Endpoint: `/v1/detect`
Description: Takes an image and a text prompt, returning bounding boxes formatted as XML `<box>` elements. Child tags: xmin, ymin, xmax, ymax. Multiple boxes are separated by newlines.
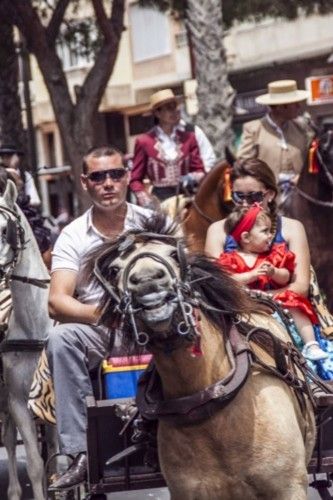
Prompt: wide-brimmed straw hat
<box><xmin>0</xmin><ymin>144</ymin><xmax>24</xmax><ymax>156</ymax></box>
<box><xmin>150</xmin><ymin>89</ymin><xmax>183</xmax><ymax>111</ymax></box>
<box><xmin>255</xmin><ymin>80</ymin><xmax>309</xmax><ymax>106</ymax></box>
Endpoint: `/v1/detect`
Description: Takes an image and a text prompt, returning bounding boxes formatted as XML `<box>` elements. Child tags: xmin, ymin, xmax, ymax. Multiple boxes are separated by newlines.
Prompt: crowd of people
<box><xmin>1</xmin><ymin>78</ymin><xmax>331</xmax><ymax>492</ymax></box>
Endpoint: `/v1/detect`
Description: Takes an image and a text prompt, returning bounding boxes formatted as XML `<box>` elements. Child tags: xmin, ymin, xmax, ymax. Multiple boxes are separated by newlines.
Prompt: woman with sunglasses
<box><xmin>205</xmin><ymin>158</ymin><xmax>333</xmax><ymax>378</ymax></box>
<box><xmin>205</xmin><ymin>158</ymin><xmax>304</xmax><ymax>281</ymax></box>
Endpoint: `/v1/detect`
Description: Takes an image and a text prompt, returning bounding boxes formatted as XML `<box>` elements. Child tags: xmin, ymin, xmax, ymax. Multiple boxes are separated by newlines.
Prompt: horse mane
<box><xmin>83</xmin><ymin>212</ymin><xmax>260</xmax><ymax>350</ymax></box>
<box><xmin>187</xmin><ymin>253</ymin><xmax>258</xmax><ymax>329</ymax></box>
<box><xmin>195</xmin><ymin>161</ymin><xmax>229</xmax><ymax>204</ymax></box>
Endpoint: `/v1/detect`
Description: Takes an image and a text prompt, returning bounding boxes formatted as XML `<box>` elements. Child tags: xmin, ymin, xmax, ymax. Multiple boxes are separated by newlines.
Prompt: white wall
<box><xmin>225</xmin><ymin>13</ymin><xmax>333</xmax><ymax>71</ymax></box>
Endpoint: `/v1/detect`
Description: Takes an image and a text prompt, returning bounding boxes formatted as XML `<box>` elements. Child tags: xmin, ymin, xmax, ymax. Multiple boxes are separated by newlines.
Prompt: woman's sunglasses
<box><xmin>231</xmin><ymin>191</ymin><xmax>266</xmax><ymax>204</ymax></box>
<box><xmin>85</xmin><ymin>168</ymin><xmax>127</xmax><ymax>184</ymax></box>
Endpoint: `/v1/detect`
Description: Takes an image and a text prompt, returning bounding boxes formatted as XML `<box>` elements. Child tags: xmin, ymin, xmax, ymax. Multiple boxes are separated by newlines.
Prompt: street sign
<box><xmin>305</xmin><ymin>75</ymin><xmax>333</xmax><ymax>105</ymax></box>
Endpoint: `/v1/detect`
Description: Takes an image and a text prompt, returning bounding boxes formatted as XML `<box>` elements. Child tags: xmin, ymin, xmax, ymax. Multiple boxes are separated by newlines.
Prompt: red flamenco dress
<box><xmin>218</xmin><ymin>242</ymin><xmax>318</xmax><ymax>324</ymax></box>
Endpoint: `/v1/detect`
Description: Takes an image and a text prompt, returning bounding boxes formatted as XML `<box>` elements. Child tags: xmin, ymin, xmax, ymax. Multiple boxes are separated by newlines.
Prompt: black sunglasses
<box><xmin>231</xmin><ymin>191</ymin><xmax>266</xmax><ymax>204</ymax></box>
<box><xmin>85</xmin><ymin>168</ymin><xmax>127</xmax><ymax>183</ymax></box>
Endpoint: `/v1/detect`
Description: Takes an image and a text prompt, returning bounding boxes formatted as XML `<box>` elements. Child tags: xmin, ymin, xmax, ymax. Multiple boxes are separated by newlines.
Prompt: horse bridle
<box><xmin>0</xmin><ymin>204</ymin><xmax>26</xmax><ymax>280</ymax></box>
<box><xmin>94</xmin><ymin>232</ymin><xmax>218</xmax><ymax>349</ymax></box>
<box><xmin>0</xmin><ymin>204</ymin><xmax>50</xmax><ymax>289</ymax></box>
<box><xmin>295</xmin><ymin>133</ymin><xmax>333</xmax><ymax>208</ymax></box>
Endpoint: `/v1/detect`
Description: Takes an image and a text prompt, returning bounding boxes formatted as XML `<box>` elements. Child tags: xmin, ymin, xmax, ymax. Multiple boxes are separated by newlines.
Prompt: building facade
<box><xmin>27</xmin><ymin>5</ymin><xmax>333</xmax><ymax>216</ymax></box>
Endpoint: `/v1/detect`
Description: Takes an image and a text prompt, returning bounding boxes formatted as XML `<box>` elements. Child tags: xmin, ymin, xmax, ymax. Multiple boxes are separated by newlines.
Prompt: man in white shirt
<box><xmin>47</xmin><ymin>146</ymin><xmax>152</xmax><ymax>492</ymax></box>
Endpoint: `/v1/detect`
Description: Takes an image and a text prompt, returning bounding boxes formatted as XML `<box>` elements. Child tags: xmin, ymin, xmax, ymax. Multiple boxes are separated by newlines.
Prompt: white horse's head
<box><xmin>0</xmin><ymin>180</ymin><xmax>19</xmax><ymax>268</ymax></box>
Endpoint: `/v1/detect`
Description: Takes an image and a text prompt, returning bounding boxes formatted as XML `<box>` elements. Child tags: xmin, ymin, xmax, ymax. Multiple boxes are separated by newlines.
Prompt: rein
<box><xmin>192</xmin><ymin>199</ymin><xmax>215</xmax><ymax>224</ymax></box>
<box><xmin>10</xmin><ymin>274</ymin><xmax>50</xmax><ymax>289</ymax></box>
<box><xmin>294</xmin><ymin>187</ymin><xmax>333</xmax><ymax>208</ymax></box>
<box><xmin>294</xmin><ymin>142</ymin><xmax>333</xmax><ymax>208</ymax></box>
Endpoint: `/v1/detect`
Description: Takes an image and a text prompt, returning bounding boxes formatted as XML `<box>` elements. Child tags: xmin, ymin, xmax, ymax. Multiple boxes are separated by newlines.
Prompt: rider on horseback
<box><xmin>130</xmin><ymin>89</ymin><xmax>205</xmax><ymax>208</ymax></box>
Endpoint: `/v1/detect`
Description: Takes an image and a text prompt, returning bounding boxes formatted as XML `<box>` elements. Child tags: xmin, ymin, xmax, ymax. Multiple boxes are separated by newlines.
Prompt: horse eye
<box><xmin>107</xmin><ymin>265</ymin><xmax>120</xmax><ymax>278</ymax></box>
<box><xmin>170</xmin><ymin>250</ymin><xmax>178</xmax><ymax>260</ymax></box>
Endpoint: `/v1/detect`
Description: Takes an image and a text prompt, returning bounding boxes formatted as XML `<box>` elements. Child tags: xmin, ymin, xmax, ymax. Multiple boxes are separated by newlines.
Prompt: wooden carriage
<box><xmin>81</xmin><ymin>381</ymin><xmax>333</xmax><ymax>500</ymax></box>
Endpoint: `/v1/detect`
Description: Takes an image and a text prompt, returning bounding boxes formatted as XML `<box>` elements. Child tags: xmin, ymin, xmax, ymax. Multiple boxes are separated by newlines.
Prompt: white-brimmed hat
<box><xmin>255</xmin><ymin>80</ymin><xmax>309</xmax><ymax>106</ymax></box>
<box><xmin>150</xmin><ymin>89</ymin><xmax>183</xmax><ymax>111</ymax></box>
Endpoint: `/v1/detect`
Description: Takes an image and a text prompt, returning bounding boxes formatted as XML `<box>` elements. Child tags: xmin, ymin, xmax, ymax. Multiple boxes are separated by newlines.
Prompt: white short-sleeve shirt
<box><xmin>51</xmin><ymin>203</ymin><xmax>152</xmax><ymax>304</ymax></box>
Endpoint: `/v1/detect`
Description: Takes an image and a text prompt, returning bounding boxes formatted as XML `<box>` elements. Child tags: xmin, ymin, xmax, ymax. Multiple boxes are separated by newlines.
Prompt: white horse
<box><xmin>0</xmin><ymin>180</ymin><xmax>55</xmax><ymax>499</ymax></box>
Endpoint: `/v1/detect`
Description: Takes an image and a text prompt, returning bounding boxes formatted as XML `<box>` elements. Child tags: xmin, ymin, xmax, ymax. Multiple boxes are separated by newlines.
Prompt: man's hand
<box><xmin>135</xmin><ymin>191</ymin><xmax>156</xmax><ymax>209</ymax></box>
<box><xmin>180</xmin><ymin>173</ymin><xmax>198</xmax><ymax>193</ymax></box>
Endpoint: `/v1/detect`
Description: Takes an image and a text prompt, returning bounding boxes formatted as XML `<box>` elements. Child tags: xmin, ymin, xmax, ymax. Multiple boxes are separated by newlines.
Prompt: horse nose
<box><xmin>129</xmin><ymin>266</ymin><xmax>166</xmax><ymax>286</ymax></box>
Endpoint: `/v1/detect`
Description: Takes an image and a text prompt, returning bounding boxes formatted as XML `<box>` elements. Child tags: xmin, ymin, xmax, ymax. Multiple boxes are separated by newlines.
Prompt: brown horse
<box><xmin>90</xmin><ymin>215</ymin><xmax>315</xmax><ymax>500</ymax></box>
<box><xmin>280</xmin><ymin>130</ymin><xmax>333</xmax><ymax>311</ymax></box>
<box><xmin>182</xmin><ymin>161</ymin><xmax>232</xmax><ymax>251</ymax></box>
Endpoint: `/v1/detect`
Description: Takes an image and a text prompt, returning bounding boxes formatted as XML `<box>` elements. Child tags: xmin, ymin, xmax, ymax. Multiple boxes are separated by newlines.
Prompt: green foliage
<box><xmin>139</xmin><ymin>0</ymin><xmax>333</xmax><ymax>26</ymax></box>
<box><xmin>138</xmin><ymin>0</ymin><xmax>187</xmax><ymax>19</ymax></box>
<box><xmin>59</xmin><ymin>19</ymin><xmax>103</xmax><ymax>59</ymax></box>
<box><xmin>222</xmin><ymin>0</ymin><xmax>333</xmax><ymax>28</ymax></box>
<box><xmin>32</xmin><ymin>0</ymin><xmax>102</xmax><ymax>58</ymax></box>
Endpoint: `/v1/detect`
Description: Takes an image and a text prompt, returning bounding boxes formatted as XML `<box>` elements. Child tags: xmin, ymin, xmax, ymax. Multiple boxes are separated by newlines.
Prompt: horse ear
<box><xmin>2</xmin><ymin>179</ymin><xmax>18</xmax><ymax>208</ymax></box>
<box><xmin>225</xmin><ymin>146</ymin><xmax>235</xmax><ymax>167</ymax></box>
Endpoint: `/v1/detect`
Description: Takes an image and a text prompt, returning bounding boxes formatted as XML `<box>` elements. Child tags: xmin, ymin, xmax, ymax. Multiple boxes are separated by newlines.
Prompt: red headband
<box><xmin>231</xmin><ymin>204</ymin><xmax>263</xmax><ymax>243</ymax></box>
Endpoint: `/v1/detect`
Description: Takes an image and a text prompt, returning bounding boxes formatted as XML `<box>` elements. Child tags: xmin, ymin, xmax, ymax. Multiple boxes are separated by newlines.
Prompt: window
<box><xmin>129</xmin><ymin>4</ymin><xmax>171</xmax><ymax>63</ymax></box>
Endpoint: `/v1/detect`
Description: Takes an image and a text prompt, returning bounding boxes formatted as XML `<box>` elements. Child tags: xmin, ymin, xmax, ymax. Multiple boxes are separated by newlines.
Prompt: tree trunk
<box><xmin>7</xmin><ymin>0</ymin><xmax>125</xmax><ymax>214</ymax></box>
<box><xmin>0</xmin><ymin>15</ymin><xmax>28</xmax><ymax>168</ymax></box>
<box><xmin>185</xmin><ymin>0</ymin><xmax>235</xmax><ymax>159</ymax></box>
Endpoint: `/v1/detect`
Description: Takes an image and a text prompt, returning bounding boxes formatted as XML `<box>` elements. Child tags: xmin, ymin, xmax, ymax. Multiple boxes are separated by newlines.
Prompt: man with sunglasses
<box><xmin>46</xmin><ymin>146</ymin><xmax>152</xmax><ymax>492</ymax></box>
<box><xmin>130</xmin><ymin>88</ymin><xmax>206</xmax><ymax>207</ymax></box>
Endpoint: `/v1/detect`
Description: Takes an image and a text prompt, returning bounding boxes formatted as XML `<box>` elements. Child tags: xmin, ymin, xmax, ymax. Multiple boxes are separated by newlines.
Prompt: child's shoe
<box><xmin>302</xmin><ymin>341</ymin><xmax>328</xmax><ymax>361</ymax></box>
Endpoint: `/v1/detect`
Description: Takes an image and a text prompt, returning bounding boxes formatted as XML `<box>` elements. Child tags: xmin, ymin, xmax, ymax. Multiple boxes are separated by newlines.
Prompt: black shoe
<box><xmin>48</xmin><ymin>453</ymin><xmax>87</xmax><ymax>491</ymax></box>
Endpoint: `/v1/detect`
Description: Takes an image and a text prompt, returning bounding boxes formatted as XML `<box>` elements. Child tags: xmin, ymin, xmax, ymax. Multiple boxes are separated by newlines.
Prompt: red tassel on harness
<box><xmin>223</xmin><ymin>167</ymin><xmax>232</xmax><ymax>202</ymax></box>
<box><xmin>308</xmin><ymin>139</ymin><xmax>320</xmax><ymax>174</ymax></box>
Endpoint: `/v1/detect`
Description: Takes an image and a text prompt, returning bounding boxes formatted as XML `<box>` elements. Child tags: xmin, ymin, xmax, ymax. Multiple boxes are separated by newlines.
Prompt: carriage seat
<box><xmin>28</xmin><ymin>349</ymin><xmax>152</xmax><ymax>425</ymax></box>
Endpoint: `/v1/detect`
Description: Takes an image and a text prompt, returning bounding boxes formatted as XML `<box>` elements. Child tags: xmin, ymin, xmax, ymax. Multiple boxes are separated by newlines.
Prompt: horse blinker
<box><xmin>6</xmin><ymin>219</ymin><xmax>18</xmax><ymax>250</ymax></box>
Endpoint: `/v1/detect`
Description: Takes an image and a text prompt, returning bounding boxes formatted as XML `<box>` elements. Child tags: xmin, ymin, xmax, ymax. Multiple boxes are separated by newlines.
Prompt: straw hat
<box><xmin>255</xmin><ymin>80</ymin><xmax>309</xmax><ymax>106</ymax></box>
<box><xmin>150</xmin><ymin>89</ymin><xmax>183</xmax><ymax>111</ymax></box>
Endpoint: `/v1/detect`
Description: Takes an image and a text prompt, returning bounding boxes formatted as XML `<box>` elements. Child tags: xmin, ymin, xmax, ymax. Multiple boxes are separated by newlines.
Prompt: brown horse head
<box><xmin>184</xmin><ymin>159</ymin><xmax>234</xmax><ymax>251</ymax></box>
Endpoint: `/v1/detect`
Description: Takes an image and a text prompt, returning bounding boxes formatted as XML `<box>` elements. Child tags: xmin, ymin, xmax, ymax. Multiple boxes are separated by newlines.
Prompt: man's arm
<box><xmin>48</xmin><ymin>269</ymin><xmax>100</xmax><ymax>324</ymax></box>
<box><xmin>237</xmin><ymin>121</ymin><xmax>259</xmax><ymax>160</ymax></box>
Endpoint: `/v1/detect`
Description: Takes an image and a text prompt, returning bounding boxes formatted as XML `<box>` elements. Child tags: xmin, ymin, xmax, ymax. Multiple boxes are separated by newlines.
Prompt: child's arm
<box><xmin>271</xmin><ymin>267</ymin><xmax>290</xmax><ymax>285</ymax></box>
<box><xmin>232</xmin><ymin>268</ymin><xmax>263</xmax><ymax>285</ymax></box>
<box><xmin>259</xmin><ymin>262</ymin><xmax>290</xmax><ymax>286</ymax></box>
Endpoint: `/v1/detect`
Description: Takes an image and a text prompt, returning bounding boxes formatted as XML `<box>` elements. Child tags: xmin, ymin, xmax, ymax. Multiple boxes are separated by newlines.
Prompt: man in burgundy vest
<box><xmin>130</xmin><ymin>89</ymin><xmax>205</xmax><ymax>207</ymax></box>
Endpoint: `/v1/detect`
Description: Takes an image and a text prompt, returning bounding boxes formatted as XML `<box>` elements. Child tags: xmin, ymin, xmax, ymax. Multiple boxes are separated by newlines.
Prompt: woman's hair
<box><xmin>224</xmin><ymin>206</ymin><xmax>271</xmax><ymax>237</ymax></box>
<box><xmin>231</xmin><ymin>158</ymin><xmax>278</xmax><ymax>216</ymax></box>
